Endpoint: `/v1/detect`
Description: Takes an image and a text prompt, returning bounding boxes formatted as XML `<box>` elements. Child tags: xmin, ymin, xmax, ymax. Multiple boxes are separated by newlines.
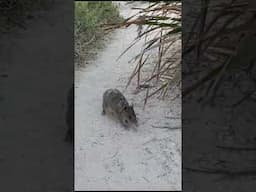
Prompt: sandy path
<box><xmin>75</xmin><ymin>2</ymin><xmax>181</xmax><ymax>191</ymax></box>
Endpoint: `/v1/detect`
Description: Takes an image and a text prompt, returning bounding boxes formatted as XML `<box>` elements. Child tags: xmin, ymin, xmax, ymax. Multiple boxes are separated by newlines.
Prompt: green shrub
<box><xmin>75</xmin><ymin>1</ymin><xmax>122</xmax><ymax>37</ymax></box>
<box><xmin>75</xmin><ymin>1</ymin><xmax>123</xmax><ymax>66</ymax></box>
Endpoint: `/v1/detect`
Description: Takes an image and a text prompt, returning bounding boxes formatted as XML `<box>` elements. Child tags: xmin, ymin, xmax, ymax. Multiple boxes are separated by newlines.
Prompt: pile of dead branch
<box><xmin>103</xmin><ymin>1</ymin><xmax>182</xmax><ymax>105</ymax></box>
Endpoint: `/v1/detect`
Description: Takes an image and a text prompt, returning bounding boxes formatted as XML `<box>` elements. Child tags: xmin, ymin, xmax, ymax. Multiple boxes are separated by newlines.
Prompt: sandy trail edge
<box><xmin>75</xmin><ymin>2</ymin><xmax>181</xmax><ymax>191</ymax></box>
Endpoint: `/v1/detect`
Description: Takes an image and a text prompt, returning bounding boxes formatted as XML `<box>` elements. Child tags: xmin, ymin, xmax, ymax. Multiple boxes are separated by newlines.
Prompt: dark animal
<box><xmin>102</xmin><ymin>88</ymin><xmax>137</xmax><ymax>128</ymax></box>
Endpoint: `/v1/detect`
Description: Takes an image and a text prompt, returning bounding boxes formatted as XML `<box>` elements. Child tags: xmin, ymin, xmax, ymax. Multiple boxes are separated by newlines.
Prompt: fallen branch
<box><xmin>184</xmin><ymin>167</ymin><xmax>256</xmax><ymax>177</ymax></box>
<box><xmin>216</xmin><ymin>145</ymin><xmax>256</xmax><ymax>151</ymax></box>
<box><xmin>152</xmin><ymin>125</ymin><xmax>180</xmax><ymax>129</ymax></box>
<box><xmin>83</xmin><ymin>35</ymin><xmax>96</xmax><ymax>45</ymax></box>
<box><xmin>232</xmin><ymin>90</ymin><xmax>256</xmax><ymax>108</ymax></box>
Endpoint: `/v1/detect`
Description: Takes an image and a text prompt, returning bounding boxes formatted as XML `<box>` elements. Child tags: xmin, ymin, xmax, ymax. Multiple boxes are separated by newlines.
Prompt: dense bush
<box><xmin>75</xmin><ymin>1</ymin><xmax>122</xmax><ymax>38</ymax></box>
<box><xmin>75</xmin><ymin>1</ymin><xmax>122</xmax><ymax>66</ymax></box>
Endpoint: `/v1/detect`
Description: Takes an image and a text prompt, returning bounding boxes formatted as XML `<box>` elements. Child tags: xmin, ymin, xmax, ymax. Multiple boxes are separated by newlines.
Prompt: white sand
<box><xmin>75</xmin><ymin>2</ymin><xmax>181</xmax><ymax>191</ymax></box>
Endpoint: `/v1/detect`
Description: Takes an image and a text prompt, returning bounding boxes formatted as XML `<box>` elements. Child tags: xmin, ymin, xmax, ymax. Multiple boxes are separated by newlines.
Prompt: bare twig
<box><xmin>232</xmin><ymin>90</ymin><xmax>256</xmax><ymax>108</ymax></box>
<box><xmin>184</xmin><ymin>167</ymin><xmax>256</xmax><ymax>177</ymax></box>
<box><xmin>216</xmin><ymin>145</ymin><xmax>256</xmax><ymax>151</ymax></box>
<box><xmin>152</xmin><ymin>125</ymin><xmax>181</xmax><ymax>130</ymax></box>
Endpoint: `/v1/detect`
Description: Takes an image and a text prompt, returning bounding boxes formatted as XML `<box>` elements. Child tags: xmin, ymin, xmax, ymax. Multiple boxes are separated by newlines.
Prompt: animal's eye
<box><xmin>129</xmin><ymin>116</ymin><xmax>132</xmax><ymax>119</ymax></box>
<box><xmin>124</xmin><ymin>106</ymin><xmax>127</xmax><ymax>110</ymax></box>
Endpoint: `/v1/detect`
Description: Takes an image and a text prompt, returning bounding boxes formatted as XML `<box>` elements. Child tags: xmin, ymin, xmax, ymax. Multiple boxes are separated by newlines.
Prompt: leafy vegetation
<box><xmin>103</xmin><ymin>1</ymin><xmax>181</xmax><ymax>105</ymax></box>
<box><xmin>75</xmin><ymin>1</ymin><xmax>123</xmax><ymax>66</ymax></box>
